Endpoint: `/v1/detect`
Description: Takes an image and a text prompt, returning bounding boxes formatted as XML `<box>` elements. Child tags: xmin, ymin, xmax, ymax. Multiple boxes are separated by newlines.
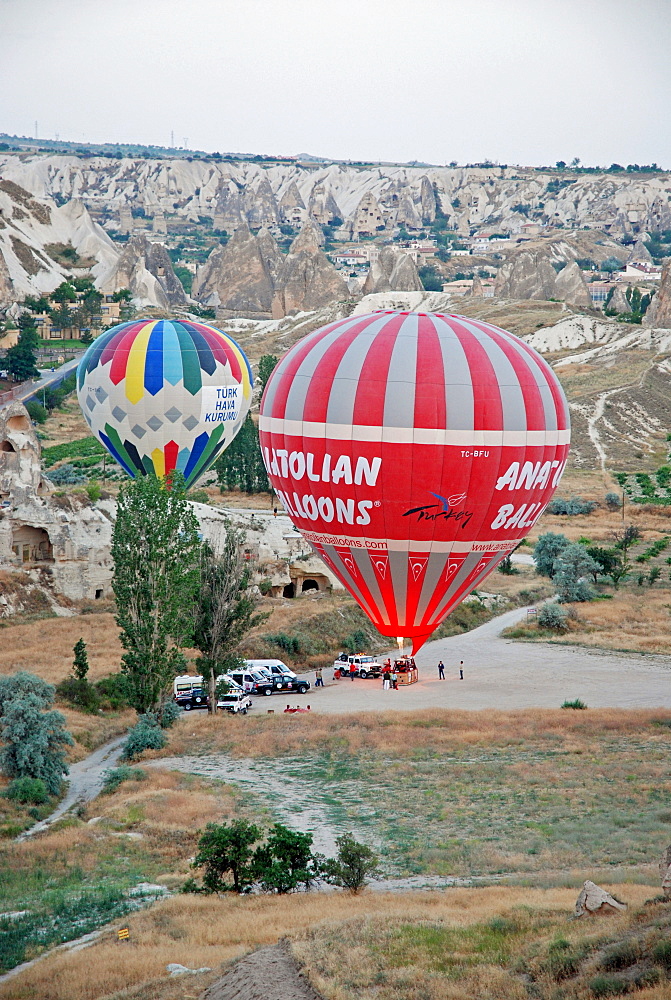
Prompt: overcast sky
<box><xmin>1</xmin><ymin>0</ymin><xmax>669</xmax><ymax>167</ymax></box>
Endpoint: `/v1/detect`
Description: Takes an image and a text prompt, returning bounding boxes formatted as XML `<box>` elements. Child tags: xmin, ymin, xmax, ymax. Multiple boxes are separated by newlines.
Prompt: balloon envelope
<box><xmin>77</xmin><ymin>318</ymin><xmax>253</xmax><ymax>487</ymax></box>
<box><xmin>259</xmin><ymin>310</ymin><xmax>570</xmax><ymax>653</ymax></box>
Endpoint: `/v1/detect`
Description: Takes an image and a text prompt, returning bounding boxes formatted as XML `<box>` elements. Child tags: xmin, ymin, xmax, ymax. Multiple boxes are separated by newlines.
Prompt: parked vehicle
<box><xmin>332</xmin><ymin>654</ymin><xmax>383</xmax><ymax>679</ymax></box>
<box><xmin>243</xmin><ymin>659</ymin><xmax>310</xmax><ymax>694</ymax></box>
<box><xmin>173</xmin><ymin>674</ymin><xmax>208</xmax><ymax>710</ymax></box>
<box><xmin>217</xmin><ymin>683</ymin><xmax>253</xmax><ymax>714</ymax></box>
<box><xmin>229</xmin><ymin>669</ymin><xmax>275</xmax><ymax>696</ymax></box>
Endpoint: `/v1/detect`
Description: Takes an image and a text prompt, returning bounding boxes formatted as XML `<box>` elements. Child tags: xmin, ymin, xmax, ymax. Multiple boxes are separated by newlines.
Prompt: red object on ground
<box><xmin>259</xmin><ymin>311</ymin><xmax>570</xmax><ymax>653</ymax></box>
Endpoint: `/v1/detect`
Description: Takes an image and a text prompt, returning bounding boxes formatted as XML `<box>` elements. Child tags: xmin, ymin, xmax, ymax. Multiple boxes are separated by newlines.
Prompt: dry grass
<box><xmin>39</xmin><ymin>397</ymin><xmax>92</xmax><ymax>448</ymax></box>
<box><xmin>0</xmin><ymin>613</ymin><xmax>122</xmax><ymax>685</ymax></box>
<box><xmin>292</xmin><ymin>889</ymin><xmax>671</xmax><ymax>1000</ymax></box>
<box><xmin>3</xmin><ymin>884</ymin><xmax>658</xmax><ymax>1000</ymax></box>
<box><xmin>158</xmin><ymin>705</ymin><xmax>670</xmax><ymax>760</ymax></box>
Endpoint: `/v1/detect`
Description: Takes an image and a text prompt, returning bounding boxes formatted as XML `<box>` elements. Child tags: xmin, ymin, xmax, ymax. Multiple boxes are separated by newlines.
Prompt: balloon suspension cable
<box><xmin>396</xmin><ymin>636</ymin><xmax>404</xmax><ymax>652</ymax></box>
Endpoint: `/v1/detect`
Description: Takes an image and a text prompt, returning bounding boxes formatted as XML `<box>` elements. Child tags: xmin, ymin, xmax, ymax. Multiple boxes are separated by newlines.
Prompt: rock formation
<box><xmin>308</xmin><ymin>183</ymin><xmax>342</xmax><ymax>225</ymax></box>
<box><xmin>660</xmin><ymin>845</ymin><xmax>671</xmax><ymax>896</ymax></box>
<box><xmin>193</xmin><ymin>224</ymin><xmax>277</xmax><ymax>319</ymax></box>
<box><xmin>351</xmin><ymin>192</ymin><xmax>384</xmax><ymax>236</ymax></box>
<box><xmin>554</xmin><ymin>261</ymin><xmax>592</xmax><ymax>308</ymax></box>
<box><xmin>396</xmin><ymin>194</ymin><xmax>423</xmax><ymax>230</ymax></box>
<box><xmin>256</xmin><ymin>226</ymin><xmax>285</xmax><ymax>289</ymax></box>
<box><xmin>644</xmin><ymin>260</ymin><xmax>670</xmax><ymax>327</ymax></box>
<box><xmin>607</xmin><ymin>285</ymin><xmax>632</xmax><ymax>314</ymax></box>
<box><xmin>419</xmin><ymin>176</ymin><xmax>437</xmax><ymax>223</ymax></box>
<box><xmin>362</xmin><ymin>247</ymin><xmax>423</xmax><ymax>295</ymax></box>
<box><xmin>272</xmin><ymin>222</ymin><xmax>349</xmax><ymax>316</ymax></box>
<box><xmin>0</xmin><ymin>248</ymin><xmax>14</xmax><ymax>310</ymax></box>
<box><xmin>213</xmin><ymin>181</ymin><xmax>246</xmax><ymax>231</ymax></box>
<box><xmin>0</xmin><ymin>402</ymin><xmax>44</xmax><ymax>502</ymax></box>
<box><xmin>470</xmin><ymin>274</ymin><xmax>484</xmax><ymax>297</ymax></box>
<box><xmin>574</xmin><ymin>881</ymin><xmax>627</xmax><ymax>917</ymax></box>
<box><xmin>495</xmin><ymin>249</ymin><xmax>557</xmax><ymax>300</ymax></box>
<box><xmin>102</xmin><ymin>234</ymin><xmax>187</xmax><ymax>309</ymax></box>
<box><xmin>627</xmin><ymin>239</ymin><xmax>654</xmax><ymax>264</ymax></box>
<box><xmin>279</xmin><ymin>182</ymin><xmax>306</xmax><ymax>226</ymax></box>
<box><xmin>244</xmin><ymin>176</ymin><xmax>279</xmax><ymax>228</ymax></box>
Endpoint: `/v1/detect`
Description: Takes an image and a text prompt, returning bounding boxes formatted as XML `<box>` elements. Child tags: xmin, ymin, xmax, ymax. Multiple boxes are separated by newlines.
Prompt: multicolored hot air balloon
<box><xmin>259</xmin><ymin>310</ymin><xmax>570</xmax><ymax>653</ymax></box>
<box><xmin>77</xmin><ymin>319</ymin><xmax>253</xmax><ymax>488</ymax></box>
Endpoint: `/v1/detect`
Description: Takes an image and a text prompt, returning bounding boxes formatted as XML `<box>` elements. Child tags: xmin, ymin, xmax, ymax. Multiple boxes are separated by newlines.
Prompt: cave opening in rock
<box><xmin>301</xmin><ymin>578</ymin><xmax>319</xmax><ymax>592</ymax></box>
<box><xmin>283</xmin><ymin>583</ymin><xmax>295</xmax><ymax>599</ymax></box>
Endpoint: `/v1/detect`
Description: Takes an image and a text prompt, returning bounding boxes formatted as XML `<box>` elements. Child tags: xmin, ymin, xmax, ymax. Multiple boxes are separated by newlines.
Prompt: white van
<box><xmin>172</xmin><ymin>674</ymin><xmax>207</xmax><ymax>710</ymax></box>
<box><xmin>245</xmin><ymin>659</ymin><xmax>298</xmax><ymax>686</ymax></box>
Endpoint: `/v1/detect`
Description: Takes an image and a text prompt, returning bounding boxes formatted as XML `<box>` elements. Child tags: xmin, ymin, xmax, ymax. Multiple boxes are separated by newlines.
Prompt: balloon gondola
<box><xmin>259</xmin><ymin>310</ymin><xmax>570</xmax><ymax>653</ymax></box>
<box><xmin>77</xmin><ymin>318</ymin><xmax>253</xmax><ymax>488</ymax></box>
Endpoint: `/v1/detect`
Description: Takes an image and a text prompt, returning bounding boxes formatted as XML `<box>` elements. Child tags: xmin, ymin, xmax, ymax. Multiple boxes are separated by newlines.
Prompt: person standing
<box><xmin>349</xmin><ymin>661</ymin><xmax>356</xmax><ymax>682</ymax></box>
<box><xmin>315</xmin><ymin>667</ymin><xmax>323</xmax><ymax>688</ymax></box>
<box><xmin>438</xmin><ymin>660</ymin><xmax>445</xmax><ymax>679</ymax></box>
<box><xmin>459</xmin><ymin>661</ymin><xmax>464</xmax><ymax>680</ymax></box>
<box><xmin>391</xmin><ymin>668</ymin><xmax>398</xmax><ymax>690</ymax></box>
<box><xmin>383</xmin><ymin>669</ymin><xmax>390</xmax><ymax>690</ymax></box>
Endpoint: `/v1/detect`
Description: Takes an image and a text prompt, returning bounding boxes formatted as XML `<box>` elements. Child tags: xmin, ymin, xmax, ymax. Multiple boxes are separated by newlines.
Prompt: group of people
<box><xmin>437</xmin><ymin>660</ymin><xmax>464</xmax><ymax>680</ymax></box>
<box><xmin>381</xmin><ymin>658</ymin><xmax>398</xmax><ymax>690</ymax></box>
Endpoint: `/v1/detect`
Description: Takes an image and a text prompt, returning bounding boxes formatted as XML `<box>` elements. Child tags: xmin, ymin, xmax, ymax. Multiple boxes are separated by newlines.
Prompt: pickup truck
<box><xmin>333</xmin><ymin>654</ymin><xmax>384</xmax><ymax>679</ymax></box>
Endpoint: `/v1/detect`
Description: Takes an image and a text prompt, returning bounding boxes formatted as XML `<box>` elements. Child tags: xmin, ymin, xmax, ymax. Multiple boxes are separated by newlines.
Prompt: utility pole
<box><xmin>34</xmin><ymin>120</ymin><xmax>38</xmax><ymax>139</ymax></box>
<box><xmin>170</xmin><ymin>130</ymin><xmax>175</xmax><ymax>148</ymax></box>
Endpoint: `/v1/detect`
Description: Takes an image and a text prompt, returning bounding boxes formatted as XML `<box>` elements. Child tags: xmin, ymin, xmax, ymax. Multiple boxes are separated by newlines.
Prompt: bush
<box><xmin>537</xmin><ymin>603</ymin><xmax>569</xmax><ymax>631</ymax></box>
<box><xmin>6</xmin><ymin>776</ymin><xmax>49</xmax><ymax>804</ymax></box>
<box><xmin>49</xmin><ymin>464</ymin><xmax>86</xmax><ymax>485</ymax></box>
<box><xmin>258</xmin><ymin>578</ymin><xmax>273</xmax><ymax>596</ymax></box>
<box><xmin>546</xmin><ymin>496</ymin><xmax>597</xmax><ymax>515</ymax></box>
<box><xmin>319</xmin><ymin>832</ymin><xmax>381</xmax><ymax>893</ymax></box>
<box><xmin>160</xmin><ymin>700</ymin><xmax>181</xmax><ymax>728</ymax></box>
<box><xmin>562</xmin><ymin>698</ymin><xmax>587</xmax><ymax>710</ymax></box>
<box><xmin>652</xmin><ymin>940</ymin><xmax>671</xmax><ymax>969</ymax></box>
<box><xmin>55</xmin><ymin>677</ymin><xmax>100</xmax><ymax>712</ymax></box>
<box><xmin>605</xmin><ymin>492</ymin><xmax>622</xmax><ymax>510</ymax></box>
<box><xmin>600</xmin><ymin>942</ymin><xmax>640</xmax><ymax>971</ymax></box>
<box><xmin>554</xmin><ymin>543</ymin><xmax>598</xmax><ymax>602</ymax></box>
<box><xmin>533</xmin><ymin>532</ymin><xmax>569</xmax><ymax>577</ymax></box>
<box><xmin>545</xmin><ymin>938</ymin><xmax>584</xmax><ymax>981</ymax></box>
<box><xmin>102</xmin><ymin>765</ymin><xmax>146</xmax><ymax>794</ymax></box>
<box><xmin>94</xmin><ymin>674</ymin><xmax>131</xmax><ymax>710</ymax></box>
<box><xmin>25</xmin><ymin>400</ymin><xmax>47</xmax><ymax>424</ymax></box>
<box><xmin>0</xmin><ymin>673</ymin><xmax>73</xmax><ymax>795</ymax></box>
<box><xmin>85</xmin><ymin>480</ymin><xmax>102</xmax><ymax>503</ymax></box>
<box><xmin>588</xmin><ymin>974</ymin><xmax>631</xmax><ymax>996</ymax></box>
<box><xmin>120</xmin><ymin>719</ymin><xmax>167</xmax><ymax>761</ymax></box>
<box><xmin>192</xmin><ymin>819</ymin><xmax>262</xmax><ymax>893</ymax></box>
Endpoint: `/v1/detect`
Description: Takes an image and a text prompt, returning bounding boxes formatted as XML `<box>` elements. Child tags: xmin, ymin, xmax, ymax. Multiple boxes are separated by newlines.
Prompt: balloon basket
<box><xmin>394</xmin><ymin>657</ymin><xmax>418</xmax><ymax>686</ymax></box>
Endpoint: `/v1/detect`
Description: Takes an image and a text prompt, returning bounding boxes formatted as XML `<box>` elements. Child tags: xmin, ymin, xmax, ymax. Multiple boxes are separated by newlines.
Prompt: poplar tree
<box><xmin>112</xmin><ymin>473</ymin><xmax>200</xmax><ymax>713</ymax></box>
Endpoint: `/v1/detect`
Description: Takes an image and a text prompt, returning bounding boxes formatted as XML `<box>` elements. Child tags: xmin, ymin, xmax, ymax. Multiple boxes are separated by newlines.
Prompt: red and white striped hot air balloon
<box><xmin>259</xmin><ymin>311</ymin><xmax>570</xmax><ymax>654</ymax></box>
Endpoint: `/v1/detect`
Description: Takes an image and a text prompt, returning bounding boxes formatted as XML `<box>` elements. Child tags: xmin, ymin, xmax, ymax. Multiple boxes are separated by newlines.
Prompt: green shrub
<box><xmin>589</xmin><ymin>974</ymin><xmax>631</xmax><ymax>996</ymax></box>
<box><xmin>55</xmin><ymin>677</ymin><xmax>100</xmax><ymax>712</ymax></box>
<box><xmin>42</xmin><ymin>437</ymin><xmax>105</xmax><ymax>468</ymax></box>
<box><xmin>49</xmin><ymin>464</ymin><xmax>86</xmax><ymax>485</ymax></box>
<box><xmin>537</xmin><ymin>603</ymin><xmax>569</xmax><ymax>631</ymax></box>
<box><xmin>258</xmin><ymin>578</ymin><xmax>273</xmax><ymax>596</ymax></box>
<box><xmin>159</xmin><ymin>701</ymin><xmax>181</xmax><ymax>728</ymax></box>
<box><xmin>120</xmin><ymin>719</ymin><xmax>166</xmax><ymax>761</ymax></box>
<box><xmin>6</xmin><ymin>776</ymin><xmax>49</xmax><ymax>804</ymax></box>
<box><xmin>605</xmin><ymin>492</ymin><xmax>622</xmax><ymax>510</ymax></box>
<box><xmin>94</xmin><ymin>674</ymin><xmax>131</xmax><ymax>710</ymax></box>
<box><xmin>562</xmin><ymin>699</ymin><xmax>587</xmax><ymax>710</ymax></box>
<box><xmin>85</xmin><ymin>480</ymin><xmax>102</xmax><ymax>502</ymax></box>
<box><xmin>343</xmin><ymin>629</ymin><xmax>369</xmax><ymax>653</ymax></box>
<box><xmin>600</xmin><ymin>941</ymin><xmax>640</xmax><ymax>971</ymax></box>
<box><xmin>102</xmin><ymin>765</ymin><xmax>146</xmax><ymax>794</ymax></box>
<box><xmin>652</xmin><ymin>939</ymin><xmax>671</xmax><ymax>969</ymax></box>
<box><xmin>545</xmin><ymin>938</ymin><xmax>584</xmax><ymax>980</ymax></box>
<box><xmin>25</xmin><ymin>400</ymin><xmax>47</xmax><ymax>424</ymax></box>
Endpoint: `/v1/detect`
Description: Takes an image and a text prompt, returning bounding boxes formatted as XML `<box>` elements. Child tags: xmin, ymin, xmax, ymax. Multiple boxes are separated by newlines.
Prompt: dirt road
<box><xmin>294</xmin><ymin>605</ymin><xmax>671</xmax><ymax>713</ymax></box>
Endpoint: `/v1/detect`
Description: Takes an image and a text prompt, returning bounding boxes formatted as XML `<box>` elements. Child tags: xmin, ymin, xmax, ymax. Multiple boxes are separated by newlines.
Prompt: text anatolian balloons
<box><xmin>259</xmin><ymin>311</ymin><xmax>570</xmax><ymax>653</ymax></box>
<box><xmin>77</xmin><ymin>319</ymin><xmax>253</xmax><ymax>488</ymax></box>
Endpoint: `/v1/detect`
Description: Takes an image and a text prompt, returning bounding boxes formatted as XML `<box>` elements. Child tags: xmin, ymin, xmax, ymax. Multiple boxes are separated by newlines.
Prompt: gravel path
<box><xmin>17</xmin><ymin>735</ymin><xmax>125</xmax><ymax>841</ymax></box>
<box><xmin>201</xmin><ymin>941</ymin><xmax>324</xmax><ymax>1000</ymax></box>
<box><xmin>290</xmin><ymin>605</ymin><xmax>671</xmax><ymax>713</ymax></box>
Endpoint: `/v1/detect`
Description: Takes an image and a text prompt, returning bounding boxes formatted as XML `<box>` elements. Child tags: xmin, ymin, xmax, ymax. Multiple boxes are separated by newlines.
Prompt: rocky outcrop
<box><xmin>0</xmin><ymin>403</ymin><xmax>44</xmax><ymax>501</ymax></box>
<box><xmin>213</xmin><ymin>181</ymin><xmax>246</xmax><ymax>231</ymax></box>
<box><xmin>279</xmin><ymin>182</ymin><xmax>306</xmax><ymax>226</ymax></box>
<box><xmin>351</xmin><ymin>192</ymin><xmax>384</xmax><ymax>236</ymax></box>
<box><xmin>308</xmin><ymin>183</ymin><xmax>342</xmax><ymax>225</ymax></box>
<box><xmin>644</xmin><ymin>260</ymin><xmax>670</xmax><ymax>327</ymax></box>
<box><xmin>362</xmin><ymin>247</ymin><xmax>423</xmax><ymax>295</ymax></box>
<box><xmin>419</xmin><ymin>176</ymin><xmax>436</xmax><ymax>223</ymax></box>
<box><xmin>0</xmin><ymin>248</ymin><xmax>14</xmax><ymax>309</ymax></box>
<box><xmin>495</xmin><ymin>249</ymin><xmax>557</xmax><ymax>300</ymax></box>
<box><xmin>396</xmin><ymin>194</ymin><xmax>423</xmax><ymax>230</ymax></box>
<box><xmin>607</xmin><ymin>285</ymin><xmax>632</xmax><ymax>314</ymax></box>
<box><xmin>574</xmin><ymin>881</ymin><xmax>627</xmax><ymax>917</ymax></box>
<box><xmin>256</xmin><ymin>226</ymin><xmax>285</xmax><ymax>289</ymax></box>
<box><xmin>245</xmin><ymin>176</ymin><xmax>279</xmax><ymax>228</ymax></box>
<box><xmin>627</xmin><ymin>239</ymin><xmax>654</xmax><ymax>264</ymax></box>
<box><xmin>554</xmin><ymin>261</ymin><xmax>591</xmax><ymax>308</ymax></box>
<box><xmin>193</xmin><ymin>224</ymin><xmax>276</xmax><ymax>319</ymax></box>
<box><xmin>470</xmin><ymin>274</ymin><xmax>484</xmax><ymax>297</ymax></box>
<box><xmin>272</xmin><ymin>222</ymin><xmax>349</xmax><ymax>316</ymax></box>
<box><xmin>101</xmin><ymin>234</ymin><xmax>187</xmax><ymax>309</ymax></box>
<box><xmin>660</xmin><ymin>845</ymin><xmax>671</xmax><ymax>896</ymax></box>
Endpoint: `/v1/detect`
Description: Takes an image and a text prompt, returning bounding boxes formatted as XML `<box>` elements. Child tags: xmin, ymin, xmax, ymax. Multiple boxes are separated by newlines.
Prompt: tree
<box><xmin>257</xmin><ymin>355</ymin><xmax>278</xmax><ymax>394</ymax></box>
<box><xmin>600</xmin><ymin>256</ymin><xmax>623</xmax><ymax>274</ymax></box>
<box><xmin>537</xmin><ymin>603</ymin><xmax>569</xmax><ymax>631</ymax></box>
<box><xmin>418</xmin><ymin>265</ymin><xmax>442</xmax><ymax>291</ymax></box>
<box><xmin>215</xmin><ymin>413</ymin><xmax>270</xmax><ymax>493</ymax></box>
<box><xmin>72</xmin><ymin>638</ymin><xmax>89</xmax><ymax>681</ymax></box>
<box><xmin>320</xmin><ymin>833</ymin><xmax>381</xmax><ymax>893</ymax></box>
<box><xmin>612</xmin><ymin>524</ymin><xmax>641</xmax><ymax>557</ymax></box>
<box><xmin>193</xmin><ymin>532</ymin><xmax>268</xmax><ymax>713</ymax></box>
<box><xmin>192</xmin><ymin>820</ymin><xmax>261</xmax><ymax>893</ymax></box>
<box><xmin>533</xmin><ymin>532</ymin><xmax>569</xmax><ymax>577</ymax></box>
<box><xmin>0</xmin><ymin>674</ymin><xmax>73</xmax><ymax>795</ymax></box>
<box><xmin>50</xmin><ymin>281</ymin><xmax>77</xmax><ymax>303</ymax></box>
<box><xmin>585</xmin><ymin>546</ymin><xmax>622</xmax><ymax>584</ymax></box>
<box><xmin>553</xmin><ymin>543</ymin><xmax>599</xmax><ymax>603</ymax></box>
<box><xmin>253</xmin><ymin>823</ymin><xmax>315</xmax><ymax>893</ymax></box>
<box><xmin>111</xmin><ymin>473</ymin><xmax>201</xmax><ymax>713</ymax></box>
<box><xmin>604</xmin><ymin>492</ymin><xmax>622</xmax><ymax>511</ymax></box>
<box><xmin>5</xmin><ymin>316</ymin><xmax>39</xmax><ymax>382</ymax></box>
